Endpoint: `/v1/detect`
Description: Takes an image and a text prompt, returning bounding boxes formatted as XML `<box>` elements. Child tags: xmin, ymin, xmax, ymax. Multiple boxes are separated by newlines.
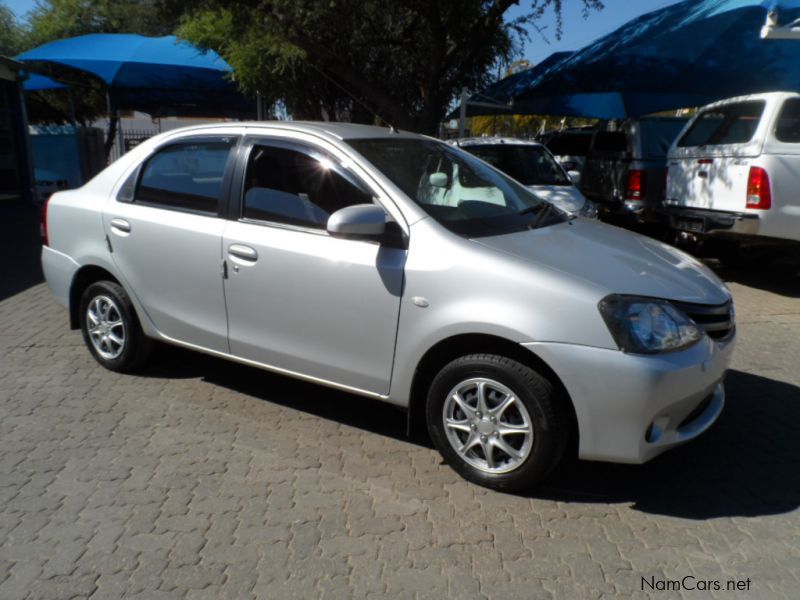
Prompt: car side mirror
<box><xmin>429</xmin><ymin>172</ymin><xmax>449</xmax><ymax>188</ymax></box>
<box><xmin>567</xmin><ymin>170</ymin><xmax>581</xmax><ymax>186</ymax></box>
<box><xmin>327</xmin><ymin>204</ymin><xmax>387</xmax><ymax>238</ymax></box>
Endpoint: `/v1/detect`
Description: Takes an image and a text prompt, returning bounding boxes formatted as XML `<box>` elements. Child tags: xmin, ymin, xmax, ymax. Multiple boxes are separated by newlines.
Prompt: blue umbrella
<box><xmin>17</xmin><ymin>34</ymin><xmax>250</xmax><ymax>117</ymax></box>
<box><xmin>513</xmin><ymin>0</ymin><xmax>800</xmax><ymax>118</ymax></box>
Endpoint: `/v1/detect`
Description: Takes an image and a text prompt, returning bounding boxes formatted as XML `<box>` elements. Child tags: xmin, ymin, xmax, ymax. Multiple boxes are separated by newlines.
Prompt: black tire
<box><xmin>426</xmin><ymin>354</ymin><xmax>569</xmax><ymax>492</ymax></box>
<box><xmin>79</xmin><ymin>280</ymin><xmax>153</xmax><ymax>372</ymax></box>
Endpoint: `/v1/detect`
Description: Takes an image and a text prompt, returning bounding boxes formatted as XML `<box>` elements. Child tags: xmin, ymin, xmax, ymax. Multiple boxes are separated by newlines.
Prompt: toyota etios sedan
<box><xmin>41</xmin><ymin>122</ymin><xmax>735</xmax><ymax>491</ymax></box>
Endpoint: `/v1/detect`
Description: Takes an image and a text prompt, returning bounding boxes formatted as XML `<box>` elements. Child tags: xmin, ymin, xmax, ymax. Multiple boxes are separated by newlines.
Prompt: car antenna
<box><xmin>307</xmin><ymin>63</ymin><xmax>399</xmax><ymax>133</ymax></box>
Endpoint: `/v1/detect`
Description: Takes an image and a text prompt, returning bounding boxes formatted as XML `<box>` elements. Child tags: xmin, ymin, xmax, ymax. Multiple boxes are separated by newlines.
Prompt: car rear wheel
<box><xmin>426</xmin><ymin>354</ymin><xmax>569</xmax><ymax>492</ymax></box>
<box><xmin>79</xmin><ymin>280</ymin><xmax>153</xmax><ymax>372</ymax></box>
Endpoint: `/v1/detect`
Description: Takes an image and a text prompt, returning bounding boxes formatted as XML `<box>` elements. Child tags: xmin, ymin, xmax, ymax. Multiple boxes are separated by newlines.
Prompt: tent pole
<box><xmin>458</xmin><ymin>87</ymin><xmax>468</xmax><ymax>138</ymax></box>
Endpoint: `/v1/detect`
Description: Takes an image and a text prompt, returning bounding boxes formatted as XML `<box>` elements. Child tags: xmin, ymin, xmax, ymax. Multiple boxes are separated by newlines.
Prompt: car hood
<box><xmin>527</xmin><ymin>184</ymin><xmax>586</xmax><ymax>214</ymax></box>
<box><xmin>474</xmin><ymin>219</ymin><xmax>730</xmax><ymax>305</ymax></box>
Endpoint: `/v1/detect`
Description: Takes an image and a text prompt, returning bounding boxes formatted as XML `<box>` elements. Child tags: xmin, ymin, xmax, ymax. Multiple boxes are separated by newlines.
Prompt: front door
<box><xmin>222</xmin><ymin>139</ymin><xmax>405</xmax><ymax>395</ymax></box>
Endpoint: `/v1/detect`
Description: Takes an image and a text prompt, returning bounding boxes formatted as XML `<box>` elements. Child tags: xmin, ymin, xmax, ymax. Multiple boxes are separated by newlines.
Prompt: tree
<box><xmin>24</xmin><ymin>0</ymin><xmax>185</xmax><ymax>47</ymax></box>
<box><xmin>179</xmin><ymin>0</ymin><xmax>603</xmax><ymax>134</ymax></box>
<box><xmin>0</xmin><ymin>3</ymin><xmax>24</xmax><ymax>56</ymax></box>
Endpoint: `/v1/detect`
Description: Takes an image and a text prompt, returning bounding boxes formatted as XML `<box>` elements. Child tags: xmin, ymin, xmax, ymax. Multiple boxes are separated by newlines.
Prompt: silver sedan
<box><xmin>41</xmin><ymin>122</ymin><xmax>735</xmax><ymax>491</ymax></box>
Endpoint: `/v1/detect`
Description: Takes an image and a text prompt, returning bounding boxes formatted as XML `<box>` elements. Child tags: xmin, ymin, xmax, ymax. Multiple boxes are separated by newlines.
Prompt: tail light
<box><xmin>746</xmin><ymin>166</ymin><xmax>771</xmax><ymax>209</ymax></box>
<box><xmin>625</xmin><ymin>169</ymin><xmax>647</xmax><ymax>200</ymax></box>
<box><xmin>40</xmin><ymin>197</ymin><xmax>50</xmax><ymax>247</ymax></box>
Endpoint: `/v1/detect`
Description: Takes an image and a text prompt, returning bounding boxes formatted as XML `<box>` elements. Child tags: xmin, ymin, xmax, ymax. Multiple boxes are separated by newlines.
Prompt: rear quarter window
<box><xmin>775</xmin><ymin>98</ymin><xmax>800</xmax><ymax>143</ymax></box>
<box><xmin>678</xmin><ymin>101</ymin><xmax>765</xmax><ymax>147</ymax></box>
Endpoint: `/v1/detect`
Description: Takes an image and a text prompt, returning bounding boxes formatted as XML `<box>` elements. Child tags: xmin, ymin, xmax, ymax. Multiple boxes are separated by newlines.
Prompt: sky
<box><xmin>4</xmin><ymin>0</ymin><xmax>684</xmax><ymax>61</ymax></box>
<box><xmin>508</xmin><ymin>0</ymin><xmax>684</xmax><ymax>64</ymax></box>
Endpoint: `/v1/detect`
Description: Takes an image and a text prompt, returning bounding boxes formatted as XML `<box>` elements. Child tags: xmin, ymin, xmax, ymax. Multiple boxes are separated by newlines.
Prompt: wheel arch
<box><xmin>68</xmin><ymin>265</ymin><xmax>122</xmax><ymax>329</ymax></box>
<box><xmin>406</xmin><ymin>333</ymin><xmax>578</xmax><ymax>452</ymax></box>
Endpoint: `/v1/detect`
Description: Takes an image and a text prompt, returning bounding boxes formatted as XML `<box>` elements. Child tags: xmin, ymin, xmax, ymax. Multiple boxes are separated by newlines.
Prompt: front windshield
<box><xmin>347</xmin><ymin>138</ymin><xmax>568</xmax><ymax>237</ymax></box>
<box><xmin>462</xmin><ymin>144</ymin><xmax>571</xmax><ymax>186</ymax></box>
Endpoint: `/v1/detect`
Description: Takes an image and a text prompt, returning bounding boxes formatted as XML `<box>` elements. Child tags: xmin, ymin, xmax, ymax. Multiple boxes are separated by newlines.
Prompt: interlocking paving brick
<box><xmin>1</xmin><ymin>203</ymin><xmax>799</xmax><ymax>597</ymax></box>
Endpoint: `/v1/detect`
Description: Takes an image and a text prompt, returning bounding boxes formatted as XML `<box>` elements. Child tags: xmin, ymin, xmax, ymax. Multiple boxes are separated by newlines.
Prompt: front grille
<box><xmin>673</xmin><ymin>300</ymin><xmax>735</xmax><ymax>341</ymax></box>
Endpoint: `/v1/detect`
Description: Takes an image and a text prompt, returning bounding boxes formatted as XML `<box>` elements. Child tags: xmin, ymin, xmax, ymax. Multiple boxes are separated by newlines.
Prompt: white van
<box><xmin>662</xmin><ymin>92</ymin><xmax>800</xmax><ymax>254</ymax></box>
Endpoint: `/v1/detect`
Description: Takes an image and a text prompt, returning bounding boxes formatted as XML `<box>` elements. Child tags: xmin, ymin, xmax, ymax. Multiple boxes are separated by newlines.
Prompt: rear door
<box><xmin>105</xmin><ymin>135</ymin><xmax>238</xmax><ymax>351</ymax></box>
<box><xmin>667</xmin><ymin>100</ymin><xmax>768</xmax><ymax>212</ymax></box>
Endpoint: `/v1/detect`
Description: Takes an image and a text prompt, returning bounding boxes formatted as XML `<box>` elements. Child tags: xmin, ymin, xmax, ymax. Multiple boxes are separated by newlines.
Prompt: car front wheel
<box><xmin>426</xmin><ymin>354</ymin><xmax>569</xmax><ymax>492</ymax></box>
<box><xmin>79</xmin><ymin>280</ymin><xmax>153</xmax><ymax>372</ymax></box>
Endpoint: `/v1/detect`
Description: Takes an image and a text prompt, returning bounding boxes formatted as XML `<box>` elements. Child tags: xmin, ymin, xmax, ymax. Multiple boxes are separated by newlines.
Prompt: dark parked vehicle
<box><xmin>543</xmin><ymin>128</ymin><xmax>594</xmax><ymax>175</ymax></box>
<box><xmin>580</xmin><ymin>117</ymin><xmax>689</xmax><ymax>222</ymax></box>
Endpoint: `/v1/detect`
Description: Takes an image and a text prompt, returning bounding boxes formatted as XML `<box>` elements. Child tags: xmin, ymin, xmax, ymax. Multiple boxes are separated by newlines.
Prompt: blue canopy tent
<box><xmin>509</xmin><ymin>0</ymin><xmax>800</xmax><ymax>119</ymax></box>
<box><xmin>448</xmin><ymin>52</ymin><xmax>573</xmax><ymax>119</ymax></box>
<box><xmin>22</xmin><ymin>73</ymin><xmax>67</xmax><ymax>92</ymax></box>
<box><xmin>16</xmin><ymin>34</ymin><xmax>252</xmax><ymax>118</ymax></box>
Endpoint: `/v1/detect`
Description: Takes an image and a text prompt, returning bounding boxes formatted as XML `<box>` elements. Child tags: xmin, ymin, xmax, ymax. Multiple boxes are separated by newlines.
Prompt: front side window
<box><xmin>242</xmin><ymin>144</ymin><xmax>373</xmax><ymax>229</ymax></box>
<box><xmin>347</xmin><ymin>138</ymin><xmax>567</xmax><ymax>238</ymax></box>
<box><xmin>135</xmin><ymin>140</ymin><xmax>235</xmax><ymax>213</ymax></box>
<box><xmin>463</xmin><ymin>144</ymin><xmax>571</xmax><ymax>186</ymax></box>
<box><xmin>775</xmin><ymin>98</ymin><xmax>800</xmax><ymax>143</ymax></box>
<box><xmin>678</xmin><ymin>101</ymin><xmax>765</xmax><ymax>147</ymax></box>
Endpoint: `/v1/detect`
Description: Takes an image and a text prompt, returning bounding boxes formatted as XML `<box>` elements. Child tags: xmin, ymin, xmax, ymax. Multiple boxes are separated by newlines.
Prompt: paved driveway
<box><xmin>1</xmin><ymin>203</ymin><xmax>798</xmax><ymax>599</ymax></box>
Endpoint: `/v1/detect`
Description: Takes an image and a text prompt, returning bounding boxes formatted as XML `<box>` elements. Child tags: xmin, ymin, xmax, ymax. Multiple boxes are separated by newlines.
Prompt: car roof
<box><xmin>158</xmin><ymin>120</ymin><xmax>424</xmax><ymax>142</ymax></box>
<box><xmin>449</xmin><ymin>137</ymin><xmax>543</xmax><ymax>148</ymax></box>
<box><xmin>697</xmin><ymin>91</ymin><xmax>800</xmax><ymax>110</ymax></box>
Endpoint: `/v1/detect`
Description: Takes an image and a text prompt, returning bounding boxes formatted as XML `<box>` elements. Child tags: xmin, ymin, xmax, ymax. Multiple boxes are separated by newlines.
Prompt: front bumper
<box><xmin>658</xmin><ymin>206</ymin><xmax>760</xmax><ymax>236</ymax></box>
<box><xmin>524</xmin><ymin>335</ymin><xmax>734</xmax><ymax>463</ymax></box>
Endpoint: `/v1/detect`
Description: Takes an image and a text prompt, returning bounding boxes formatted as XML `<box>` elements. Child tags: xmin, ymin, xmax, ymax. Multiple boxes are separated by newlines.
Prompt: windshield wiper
<box><xmin>519</xmin><ymin>202</ymin><xmax>555</xmax><ymax>229</ymax></box>
<box><xmin>518</xmin><ymin>202</ymin><xmax>548</xmax><ymax>218</ymax></box>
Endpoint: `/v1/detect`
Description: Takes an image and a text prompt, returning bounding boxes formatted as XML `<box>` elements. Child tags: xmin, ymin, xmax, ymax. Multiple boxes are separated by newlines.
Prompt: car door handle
<box><xmin>228</xmin><ymin>244</ymin><xmax>258</xmax><ymax>262</ymax></box>
<box><xmin>110</xmin><ymin>218</ymin><xmax>131</xmax><ymax>233</ymax></box>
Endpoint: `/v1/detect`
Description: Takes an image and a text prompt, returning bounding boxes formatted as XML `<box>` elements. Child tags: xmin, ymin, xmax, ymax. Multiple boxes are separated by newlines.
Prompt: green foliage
<box><xmin>0</xmin><ymin>3</ymin><xmax>24</xmax><ymax>56</ymax></box>
<box><xmin>24</xmin><ymin>0</ymin><xmax>184</xmax><ymax>48</ymax></box>
<box><xmin>179</xmin><ymin>1</ymin><xmax>604</xmax><ymax>133</ymax></box>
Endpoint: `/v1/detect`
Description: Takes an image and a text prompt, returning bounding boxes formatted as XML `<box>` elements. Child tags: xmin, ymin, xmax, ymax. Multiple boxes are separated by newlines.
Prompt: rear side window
<box><xmin>775</xmin><ymin>98</ymin><xmax>800</xmax><ymax>143</ymax></box>
<box><xmin>678</xmin><ymin>101</ymin><xmax>765</xmax><ymax>147</ymax></box>
<box><xmin>242</xmin><ymin>144</ymin><xmax>373</xmax><ymax>229</ymax></box>
<box><xmin>465</xmin><ymin>144</ymin><xmax>570</xmax><ymax>186</ymax></box>
<box><xmin>135</xmin><ymin>140</ymin><xmax>235</xmax><ymax>213</ymax></box>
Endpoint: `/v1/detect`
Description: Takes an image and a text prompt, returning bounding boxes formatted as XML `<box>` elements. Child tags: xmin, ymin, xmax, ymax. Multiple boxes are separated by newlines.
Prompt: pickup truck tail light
<box><xmin>746</xmin><ymin>166</ymin><xmax>771</xmax><ymax>210</ymax></box>
<box><xmin>625</xmin><ymin>169</ymin><xmax>647</xmax><ymax>200</ymax></box>
<box><xmin>40</xmin><ymin>196</ymin><xmax>50</xmax><ymax>247</ymax></box>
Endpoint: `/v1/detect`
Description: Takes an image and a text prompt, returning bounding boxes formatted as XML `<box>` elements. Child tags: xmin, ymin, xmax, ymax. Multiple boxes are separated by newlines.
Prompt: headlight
<box><xmin>598</xmin><ymin>295</ymin><xmax>702</xmax><ymax>354</ymax></box>
<box><xmin>578</xmin><ymin>200</ymin><xmax>599</xmax><ymax>218</ymax></box>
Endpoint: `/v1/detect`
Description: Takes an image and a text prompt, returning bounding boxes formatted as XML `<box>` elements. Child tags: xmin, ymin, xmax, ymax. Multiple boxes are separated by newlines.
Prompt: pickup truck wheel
<box><xmin>426</xmin><ymin>354</ymin><xmax>568</xmax><ymax>492</ymax></box>
<box><xmin>79</xmin><ymin>281</ymin><xmax>153</xmax><ymax>372</ymax></box>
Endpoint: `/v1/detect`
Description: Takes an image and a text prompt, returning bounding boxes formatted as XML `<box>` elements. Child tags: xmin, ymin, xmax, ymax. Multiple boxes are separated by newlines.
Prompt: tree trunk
<box><xmin>104</xmin><ymin>115</ymin><xmax>118</xmax><ymax>161</ymax></box>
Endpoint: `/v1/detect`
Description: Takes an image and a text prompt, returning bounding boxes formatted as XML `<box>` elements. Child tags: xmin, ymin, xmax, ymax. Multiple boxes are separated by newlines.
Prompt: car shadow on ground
<box><xmin>714</xmin><ymin>263</ymin><xmax>800</xmax><ymax>298</ymax></box>
<box><xmin>0</xmin><ymin>202</ymin><xmax>44</xmax><ymax>301</ymax></box>
<box><xmin>141</xmin><ymin>345</ymin><xmax>412</xmax><ymax>444</ymax></box>
<box><xmin>139</xmin><ymin>348</ymin><xmax>799</xmax><ymax>520</ymax></box>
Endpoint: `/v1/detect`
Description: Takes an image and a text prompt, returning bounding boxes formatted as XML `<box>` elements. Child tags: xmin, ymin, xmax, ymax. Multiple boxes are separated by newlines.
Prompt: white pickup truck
<box><xmin>661</xmin><ymin>92</ymin><xmax>800</xmax><ymax>260</ymax></box>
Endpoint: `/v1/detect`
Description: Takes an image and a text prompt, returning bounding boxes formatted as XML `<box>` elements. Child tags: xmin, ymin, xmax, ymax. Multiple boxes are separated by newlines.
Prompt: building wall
<box><xmin>0</xmin><ymin>58</ymin><xmax>35</xmax><ymax>204</ymax></box>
